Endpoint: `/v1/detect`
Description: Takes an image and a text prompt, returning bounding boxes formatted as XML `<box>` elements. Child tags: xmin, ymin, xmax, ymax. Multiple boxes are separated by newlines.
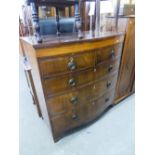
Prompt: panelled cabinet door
<box><xmin>115</xmin><ymin>18</ymin><xmax>135</xmax><ymax>103</ymax></box>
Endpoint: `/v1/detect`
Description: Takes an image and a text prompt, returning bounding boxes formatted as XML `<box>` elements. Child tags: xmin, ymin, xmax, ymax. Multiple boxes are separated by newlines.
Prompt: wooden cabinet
<box><xmin>115</xmin><ymin>17</ymin><xmax>135</xmax><ymax>103</ymax></box>
<box><xmin>20</xmin><ymin>32</ymin><xmax>124</xmax><ymax>142</ymax></box>
<box><xmin>105</xmin><ymin>16</ymin><xmax>135</xmax><ymax>103</ymax></box>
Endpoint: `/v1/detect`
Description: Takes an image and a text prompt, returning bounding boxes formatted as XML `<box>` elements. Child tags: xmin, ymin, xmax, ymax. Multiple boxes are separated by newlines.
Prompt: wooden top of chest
<box><xmin>20</xmin><ymin>31</ymin><xmax>124</xmax><ymax>58</ymax></box>
<box><xmin>21</xmin><ymin>31</ymin><xmax>124</xmax><ymax>48</ymax></box>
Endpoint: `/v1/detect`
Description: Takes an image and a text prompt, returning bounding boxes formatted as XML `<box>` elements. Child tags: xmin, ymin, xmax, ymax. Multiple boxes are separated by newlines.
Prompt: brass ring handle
<box><xmin>68</xmin><ymin>60</ymin><xmax>76</xmax><ymax>70</ymax></box>
<box><xmin>107</xmin><ymin>81</ymin><xmax>111</xmax><ymax>87</ymax></box>
<box><xmin>68</xmin><ymin>78</ymin><xmax>76</xmax><ymax>87</ymax></box>
<box><xmin>71</xmin><ymin>114</ymin><xmax>78</xmax><ymax>120</ymax></box>
<box><xmin>108</xmin><ymin>65</ymin><xmax>113</xmax><ymax>72</ymax></box>
<box><xmin>105</xmin><ymin>98</ymin><xmax>110</xmax><ymax>102</ymax></box>
<box><xmin>70</xmin><ymin>96</ymin><xmax>78</xmax><ymax>105</ymax></box>
<box><xmin>111</xmin><ymin>49</ymin><xmax>115</xmax><ymax>58</ymax></box>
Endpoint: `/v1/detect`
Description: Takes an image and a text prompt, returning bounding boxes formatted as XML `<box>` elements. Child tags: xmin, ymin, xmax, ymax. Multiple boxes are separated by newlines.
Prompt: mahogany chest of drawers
<box><xmin>20</xmin><ymin>32</ymin><xmax>124</xmax><ymax>142</ymax></box>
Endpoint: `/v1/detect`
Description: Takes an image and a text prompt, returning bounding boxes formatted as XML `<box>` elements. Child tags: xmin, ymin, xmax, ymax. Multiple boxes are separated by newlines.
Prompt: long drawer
<box><xmin>43</xmin><ymin>59</ymin><xmax>120</xmax><ymax>97</ymax></box>
<box><xmin>47</xmin><ymin>72</ymin><xmax>118</xmax><ymax>116</ymax></box>
<box><xmin>38</xmin><ymin>43</ymin><xmax>122</xmax><ymax>78</ymax></box>
<box><xmin>51</xmin><ymin>89</ymin><xmax>115</xmax><ymax>138</ymax></box>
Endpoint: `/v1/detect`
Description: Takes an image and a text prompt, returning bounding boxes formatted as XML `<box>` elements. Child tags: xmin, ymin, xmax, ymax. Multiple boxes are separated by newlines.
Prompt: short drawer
<box><xmin>43</xmin><ymin>60</ymin><xmax>119</xmax><ymax>97</ymax></box>
<box><xmin>51</xmin><ymin>89</ymin><xmax>115</xmax><ymax>138</ymax></box>
<box><xmin>96</xmin><ymin>43</ymin><xmax>122</xmax><ymax>64</ymax></box>
<box><xmin>47</xmin><ymin>73</ymin><xmax>118</xmax><ymax>116</ymax></box>
<box><xmin>39</xmin><ymin>51</ymin><xmax>95</xmax><ymax>77</ymax></box>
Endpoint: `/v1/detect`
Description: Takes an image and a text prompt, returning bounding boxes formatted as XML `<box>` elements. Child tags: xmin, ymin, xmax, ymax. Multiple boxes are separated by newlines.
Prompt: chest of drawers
<box><xmin>20</xmin><ymin>32</ymin><xmax>124</xmax><ymax>142</ymax></box>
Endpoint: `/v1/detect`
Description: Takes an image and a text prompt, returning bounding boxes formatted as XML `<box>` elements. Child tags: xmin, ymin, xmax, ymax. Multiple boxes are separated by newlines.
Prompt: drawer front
<box><xmin>47</xmin><ymin>72</ymin><xmax>118</xmax><ymax>116</ymax></box>
<box><xmin>39</xmin><ymin>51</ymin><xmax>95</xmax><ymax>77</ymax></box>
<box><xmin>87</xmin><ymin>90</ymin><xmax>115</xmax><ymax>119</ymax></box>
<box><xmin>96</xmin><ymin>43</ymin><xmax>122</xmax><ymax>64</ymax></box>
<box><xmin>43</xmin><ymin>59</ymin><xmax>120</xmax><ymax>97</ymax></box>
<box><xmin>39</xmin><ymin>43</ymin><xmax>122</xmax><ymax>78</ymax></box>
<box><xmin>95</xmin><ymin>58</ymin><xmax>120</xmax><ymax>79</ymax></box>
<box><xmin>51</xmin><ymin>89</ymin><xmax>115</xmax><ymax>138</ymax></box>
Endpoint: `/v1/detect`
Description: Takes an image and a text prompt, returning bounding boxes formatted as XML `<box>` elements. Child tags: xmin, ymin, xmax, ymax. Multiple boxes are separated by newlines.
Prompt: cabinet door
<box><xmin>115</xmin><ymin>18</ymin><xmax>135</xmax><ymax>102</ymax></box>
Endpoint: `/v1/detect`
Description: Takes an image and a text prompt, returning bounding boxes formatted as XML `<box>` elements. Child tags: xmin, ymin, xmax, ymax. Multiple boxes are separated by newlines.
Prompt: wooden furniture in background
<box><xmin>20</xmin><ymin>31</ymin><xmax>124</xmax><ymax>142</ymax></box>
<box><xmin>26</xmin><ymin>0</ymin><xmax>111</xmax><ymax>43</ymax></box>
<box><xmin>27</xmin><ymin>0</ymin><xmax>82</xmax><ymax>42</ymax></box>
<box><xmin>105</xmin><ymin>16</ymin><xmax>135</xmax><ymax>103</ymax></box>
<box><xmin>115</xmin><ymin>17</ymin><xmax>135</xmax><ymax>103</ymax></box>
<box><xmin>20</xmin><ymin>41</ymin><xmax>42</xmax><ymax>117</ymax></box>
